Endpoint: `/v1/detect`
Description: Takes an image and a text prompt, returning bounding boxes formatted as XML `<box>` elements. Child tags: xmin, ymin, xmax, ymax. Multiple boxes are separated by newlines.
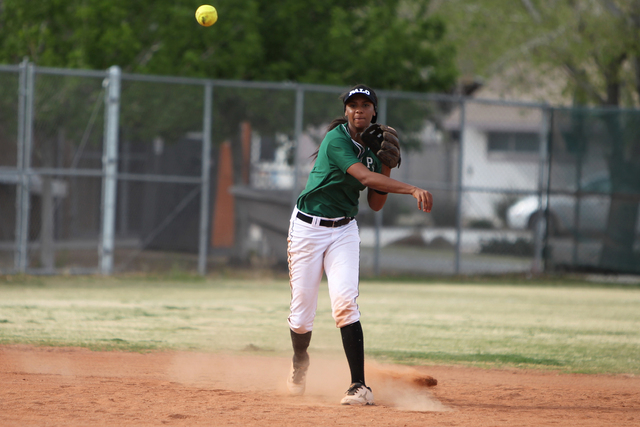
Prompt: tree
<box><xmin>0</xmin><ymin>0</ymin><xmax>457</xmax><ymax>92</ymax></box>
<box><xmin>430</xmin><ymin>0</ymin><xmax>640</xmax><ymax>105</ymax></box>
<box><xmin>255</xmin><ymin>1</ymin><xmax>457</xmax><ymax>92</ymax></box>
<box><xmin>0</xmin><ymin>0</ymin><xmax>263</xmax><ymax>79</ymax></box>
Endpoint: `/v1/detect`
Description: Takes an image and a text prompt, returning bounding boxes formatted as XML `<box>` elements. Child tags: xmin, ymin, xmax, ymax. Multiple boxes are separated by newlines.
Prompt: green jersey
<box><xmin>297</xmin><ymin>123</ymin><xmax>382</xmax><ymax>218</ymax></box>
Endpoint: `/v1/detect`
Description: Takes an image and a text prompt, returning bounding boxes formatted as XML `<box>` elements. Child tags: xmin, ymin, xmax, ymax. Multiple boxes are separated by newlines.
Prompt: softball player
<box><xmin>286</xmin><ymin>84</ymin><xmax>433</xmax><ymax>405</ymax></box>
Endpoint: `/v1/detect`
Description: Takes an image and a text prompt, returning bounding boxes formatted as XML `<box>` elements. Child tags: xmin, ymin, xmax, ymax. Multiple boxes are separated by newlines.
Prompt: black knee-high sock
<box><xmin>340</xmin><ymin>321</ymin><xmax>365</xmax><ymax>385</ymax></box>
<box><xmin>290</xmin><ymin>330</ymin><xmax>312</xmax><ymax>368</ymax></box>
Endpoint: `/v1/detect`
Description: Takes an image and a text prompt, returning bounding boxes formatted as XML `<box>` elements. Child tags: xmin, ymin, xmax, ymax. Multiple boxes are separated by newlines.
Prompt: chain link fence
<box><xmin>1</xmin><ymin>62</ymin><xmax>639</xmax><ymax>276</ymax></box>
<box><xmin>545</xmin><ymin>108</ymin><xmax>640</xmax><ymax>274</ymax></box>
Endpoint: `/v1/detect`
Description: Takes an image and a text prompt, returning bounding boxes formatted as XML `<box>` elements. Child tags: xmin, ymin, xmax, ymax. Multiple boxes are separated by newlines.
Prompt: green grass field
<box><xmin>1</xmin><ymin>273</ymin><xmax>639</xmax><ymax>375</ymax></box>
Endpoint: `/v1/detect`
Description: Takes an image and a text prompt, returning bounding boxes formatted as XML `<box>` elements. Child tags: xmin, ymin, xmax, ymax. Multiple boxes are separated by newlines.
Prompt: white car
<box><xmin>506</xmin><ymin>174</ymin><xmax>640</xmax><ymax>235</ymax></box>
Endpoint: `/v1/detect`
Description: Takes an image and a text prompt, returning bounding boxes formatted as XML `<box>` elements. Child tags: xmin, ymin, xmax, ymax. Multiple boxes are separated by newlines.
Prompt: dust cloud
<box><xmin>168</xmin><ymin>352</ymin><xmax>447</xmax><ymax>411</ymax></box>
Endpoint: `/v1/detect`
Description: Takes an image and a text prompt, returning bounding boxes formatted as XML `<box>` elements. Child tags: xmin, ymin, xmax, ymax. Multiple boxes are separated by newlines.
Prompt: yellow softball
<box><xmin>195</xmin><ymin>5</ymin><xmax>218</xmax><ymax>27</ymax></box>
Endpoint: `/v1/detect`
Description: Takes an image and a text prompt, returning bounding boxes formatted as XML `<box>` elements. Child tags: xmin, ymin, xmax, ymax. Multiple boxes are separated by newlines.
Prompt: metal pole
<box><xmin>100</xmin><ymin>66</ymin><xmax>121</xmax><ymax>275</ymax></box>
<box><xmin>14</xmin><ymin>59</ymin><xmax>27</xmax><ymax>272</ymax></box>
<box><xmin>198</xmin><ymin>83</ymin><xmax>213</xmax><ymax>276</ymax></box>
<box><xmin>373</xmin><ymin>96</ymin><xmax>388</xmax><ymax>277</ymax></box>
<box><xmin>15</xmin><ymin>61</ymin><xmax>35</xmax><ymax>273</ymax></box>
<box><xmin>291</xmin><ymin>87</ymin><xmax>304</xmax><ymax>208</ymax></box>
<box><xmin>454</xmin><ymin>99</ymin><xmax>467</xmax><ymax>275</ymax></box>
<box><xmin>532</xmin><ymin>107</ymin><xmax>550</xmax><ymax>275</ymax></box>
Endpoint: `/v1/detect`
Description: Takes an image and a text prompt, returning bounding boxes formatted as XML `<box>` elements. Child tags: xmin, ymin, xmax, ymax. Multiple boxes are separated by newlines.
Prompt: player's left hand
<box><xmin>359</xmin><ymin>124</ymin><xmax>402</xmax><ymax>168</ymax></box>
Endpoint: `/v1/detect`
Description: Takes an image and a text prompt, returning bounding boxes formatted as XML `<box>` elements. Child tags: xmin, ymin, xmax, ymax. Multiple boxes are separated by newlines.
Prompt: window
<box><xmin>487</xmin><ymin>132</ymin><xmax>539</xmax><ymax>154</ymax></box>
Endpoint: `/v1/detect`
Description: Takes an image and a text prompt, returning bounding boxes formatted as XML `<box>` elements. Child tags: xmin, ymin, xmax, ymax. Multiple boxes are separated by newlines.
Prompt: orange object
<box><xmin>211</xmin><ymin>141</ymin><xmax>235</xmax><ymax>247</ymax></box>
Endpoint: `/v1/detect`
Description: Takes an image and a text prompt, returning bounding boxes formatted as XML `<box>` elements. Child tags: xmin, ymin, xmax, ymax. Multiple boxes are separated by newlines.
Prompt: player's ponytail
<box><xmin>310</xmin><ymin>117</ymin><xmax>348</xmax><ymax>161</ymax></box>
<box><xmin>327</xmin><ymin>116</ymin><xmax>348</xmax><ymax>132</ymax></box>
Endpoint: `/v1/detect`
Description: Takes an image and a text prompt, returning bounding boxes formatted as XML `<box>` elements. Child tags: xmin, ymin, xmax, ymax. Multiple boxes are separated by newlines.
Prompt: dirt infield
<box><xmin>1</xmin><ymin>345</ymin><xmax>638</xmax><ymax>426</ymax></box>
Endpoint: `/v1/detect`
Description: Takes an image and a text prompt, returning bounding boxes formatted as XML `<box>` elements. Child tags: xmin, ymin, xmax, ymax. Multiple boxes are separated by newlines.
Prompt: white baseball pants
<box><xmin>287</xmin><ymin>207</ymin><xmax>361</xmax><ymax>334</ymax></box>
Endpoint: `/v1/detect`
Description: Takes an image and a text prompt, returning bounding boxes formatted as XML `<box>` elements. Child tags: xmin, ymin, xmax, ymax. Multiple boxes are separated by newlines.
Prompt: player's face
<box><xmin>345</xmin><ymin>95</ymin><xmax>376</xmax><ymax>133</ymax></box>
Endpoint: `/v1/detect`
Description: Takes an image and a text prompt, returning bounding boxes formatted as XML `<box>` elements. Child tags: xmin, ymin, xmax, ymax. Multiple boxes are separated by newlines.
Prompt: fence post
<box><xmin>15</xmin><ymin>60</ymin><xmax>34</xmax><ymax>273</ymax></box>
<box><xmin>198</xmin><ymin>83</ymin><xmax>213</xmax><ymax>276</ymax></box>
<box><xmin>14</xmin><ymin>59</ymin><xmax>26</xmax><ymax>273</ymax></box>
<box><xmin>454</xmin><ymin>99</ymin><xmax>466</xmax><ymax>275</ymax></box>
<box><xmin>532</xmin><ymin>107</ymin><xmax>550</xmax><ymax>275</ymax></box>
<box><xmin>99</xmin><ymin>66</ymin><xmax>121</xmax><ymax>275</ymax></box>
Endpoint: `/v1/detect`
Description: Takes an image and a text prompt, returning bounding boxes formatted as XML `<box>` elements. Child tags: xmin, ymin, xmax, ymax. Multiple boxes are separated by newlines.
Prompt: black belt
<box><xmin>296</xmin><ymin>211</ymin><xmax>353</xmax><ymax>228</ymax></box>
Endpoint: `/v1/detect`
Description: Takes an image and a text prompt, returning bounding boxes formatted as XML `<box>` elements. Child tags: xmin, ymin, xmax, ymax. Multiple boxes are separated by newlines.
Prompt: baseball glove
<box><xmin>359</xmin><ymin>124</ymin><xmax>401</xmax><ymax>168</ymax></box>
